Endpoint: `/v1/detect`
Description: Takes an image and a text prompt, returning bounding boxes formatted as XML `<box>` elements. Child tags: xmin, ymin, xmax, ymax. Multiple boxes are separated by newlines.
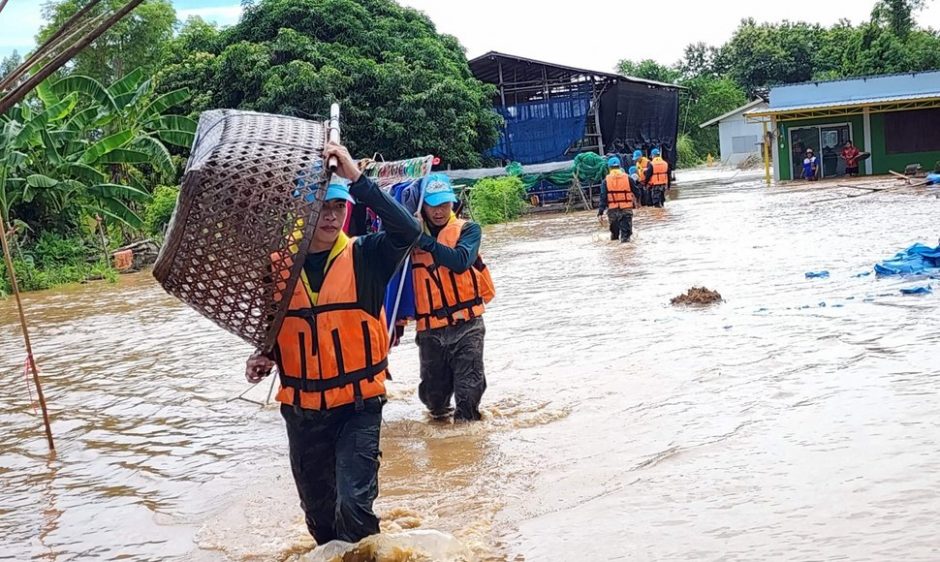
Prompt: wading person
<box><xmin>646</xmin><ymin>148</ymin><xmax>670</xmax><ymax>208</ymax></box>
<box><xmin>244</xmin><ymin>142</ymin><xmax>420</xmax><ymax>545</ymax></box>
<box><xmin>598</xmin><ymin>156</ymin><xmax>636</xmax><ymax>242</ymax></box>
<box><xmin>412</xmin><ymin>175</ymin><xmax>495</xmax><ymax>422</ymax></box>
<box><xmin>634</xmin><ymin>149</ymin><xmax>652</xmax><ymax>206</ymax></box>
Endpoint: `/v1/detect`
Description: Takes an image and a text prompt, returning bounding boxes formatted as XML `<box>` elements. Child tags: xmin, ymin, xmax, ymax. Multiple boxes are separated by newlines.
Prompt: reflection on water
<box><xmin>3</xmin><ymin>175</ymin><xmax>939</xmax><ymax>561</ymax></box>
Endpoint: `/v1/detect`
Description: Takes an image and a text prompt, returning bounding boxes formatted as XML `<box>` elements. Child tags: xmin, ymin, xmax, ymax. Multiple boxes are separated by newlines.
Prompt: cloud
<box><xmin>177</xmin><ymin>5</ymin><xmax>243</xmax><ymax>26</ymax></box>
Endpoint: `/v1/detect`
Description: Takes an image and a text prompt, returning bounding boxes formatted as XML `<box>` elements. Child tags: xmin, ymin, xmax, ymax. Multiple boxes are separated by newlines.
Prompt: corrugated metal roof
<box><xmin>700</xmin><ymin>99</ymin><xmax>767</xmax><ymax>128</ymax></box>
<box><xmin>746</xmin><ymin>92</ymin><xmax>940</xmax><ymax>117</ymax></box>
<box><xmin>468</xmin><ymin>51</ymin><xmax>683</xmax><ymax>90</ymax></box>
<box><xmin>768</xmin><ymin>71</ymin><xmax>940</xmax><ymax>109</ymax></box>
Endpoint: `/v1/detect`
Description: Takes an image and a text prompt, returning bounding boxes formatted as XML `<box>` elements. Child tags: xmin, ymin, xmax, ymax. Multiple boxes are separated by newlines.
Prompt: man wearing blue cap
<box><xmin>646</xmin><ymin>148</ymin><xmax>670</xmax><ymax>208</ymax></box>
<box><xmin>244</xmin><ymin>142</ymin><xmax>421</xmax><ymax>546</ymax></box>
<box><xmin>411</xmin><ymin>175</ymin><xmax>495</xmax><ymax>422</ymax></box>
<box><xmin>598</xmin><ymin>156</ymin><xmax>636</xmax><ymax>242</ymax></box>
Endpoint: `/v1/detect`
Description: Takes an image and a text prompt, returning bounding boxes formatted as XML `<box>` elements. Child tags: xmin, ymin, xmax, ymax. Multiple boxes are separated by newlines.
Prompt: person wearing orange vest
<box><xmin>412</xmin><ymin>175</ymin><xmax>495</xmax><ymax>421</ymax></box>
<box><xmin>598</xmin><ymin>156</ymin><xmax>637</xmax><ymax>242</ymax></box>
<box><xmin>633</xmin><ymin>149</ymin><xmax>652</xmax><ymax>206</ymax></box>
<box><xmin>244</xmin><ymin>142</ymin><xmax>420</xmax><ymax>545</ymax></box>
<box><xmin>645</xmin><ymin>148</ymin><xmax>670</xmax><ymax>208</ymax></box>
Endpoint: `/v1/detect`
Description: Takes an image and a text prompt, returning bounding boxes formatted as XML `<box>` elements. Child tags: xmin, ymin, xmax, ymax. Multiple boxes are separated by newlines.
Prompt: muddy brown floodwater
<box><xmin>3</xmin><ymin>170</ymin><xmax>940</xmax><ymax>561</ymax></box>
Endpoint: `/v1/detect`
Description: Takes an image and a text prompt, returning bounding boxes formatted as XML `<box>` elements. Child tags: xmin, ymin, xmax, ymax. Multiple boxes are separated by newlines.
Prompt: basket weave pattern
<box><xmin>153</xmin><ymin>110</ymin><xmax>330</xmax><ymax>350</ymax></box>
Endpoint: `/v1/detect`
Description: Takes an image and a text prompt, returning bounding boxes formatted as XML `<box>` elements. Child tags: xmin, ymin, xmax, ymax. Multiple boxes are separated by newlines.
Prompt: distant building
<box><xmin>699</xmin><ymin>99</ymin><xmax>769</xmax><ymax>166</ymax></box>
<box><xmin>469</xmin><ymin>51</ymin><xmax>682</xmax><ymax>167</ymax></box>
<box><xmin>746</xmin><ymin>71</ymin><xmax>940</xmax><ymax>181</ymax></box>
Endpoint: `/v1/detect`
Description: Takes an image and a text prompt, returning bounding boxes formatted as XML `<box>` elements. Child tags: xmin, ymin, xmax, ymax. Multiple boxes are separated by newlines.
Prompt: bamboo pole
<box><xmin>0</xmin><ymin>0</ymin><xmax>103</xmax><ymax>94</ymax></box>
<box><xmin>0</xmin><ymin>0</ymin><xmax>145</xmax><ymax>115</ymax></box>
<box><xmin>0</xmin><ymin>0</ymin><xmax>9</xmax><ymax>16</ymax></box>
<box><xmin>0</xmin><ymin>214</ymin><xmax>54</xmax><ymax>451</ymax></box>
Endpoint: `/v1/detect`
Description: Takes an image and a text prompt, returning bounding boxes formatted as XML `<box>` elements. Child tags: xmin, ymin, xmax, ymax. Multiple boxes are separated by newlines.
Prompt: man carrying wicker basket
<box><xmin>244</xmin><ymin>142</ymin><xmax>420</xmax><ymax>545</ymax></box>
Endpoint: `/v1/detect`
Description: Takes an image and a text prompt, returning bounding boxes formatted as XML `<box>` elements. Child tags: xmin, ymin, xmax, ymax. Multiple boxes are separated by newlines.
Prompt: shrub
<box><xmin>676</xmin><ymin>134</ymin><xmax>701</xmax><ymax>169</ymax></box>
<box><xmin>145</xmin><ymin>186</ymin><xmax>180</xmax><ymax>236</ymax></box>
<box><xmin>467</xmin><ymin>176</ymin><xmax>527</xmax><ymax>226</ymax></box>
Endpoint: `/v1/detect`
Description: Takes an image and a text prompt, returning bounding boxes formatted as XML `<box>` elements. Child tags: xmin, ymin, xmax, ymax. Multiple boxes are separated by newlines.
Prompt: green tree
<box><xmin>1</xmin><ymin>70</ymin><xmax>193</xmax><ymax>239</ymax></box>
<box><xmin>871</xmin><ymin>0</ymin><xmax>926</xmax><ymax>38</ymax></box>
<box><xmin>617</xmin><ymin>59</ymin><xmax>680</xmax><ymax>83</ymax></box>
<box><xmin>1</xmin><ymin>50</ymin><xmax>22</xmax><ymax>80</ymax></box>
<box><xmin>189</xmin><ymin>0</ymin><xmax>499</xmax><ymax>168</ymax></box>
<box><xmin>681</xmin><ymin>76</ymin><xmax>747</xmax><ymax>158</ymax></box>
<box><xmin>38</xmin><ymin>0</ymin><xmax>176</xmax><ymax>84</ymax></box>
<box><xmin>723</xmin><ymin>19</ymin><xmax>822</xmax><ymax>94</ymax></box>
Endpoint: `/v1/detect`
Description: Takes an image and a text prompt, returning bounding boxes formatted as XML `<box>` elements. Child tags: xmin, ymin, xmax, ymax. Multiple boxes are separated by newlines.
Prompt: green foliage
<box><xmin>168</xmin><ymin>0</ymin><xmax>500</xmax><ymax>168</ymax></box>
<box><xmin>145</xmin><ymin>185</ymin><xmax>179</xmax><ymax>235</ymax></box>
<box><xmin>681</xmin><ymin>76</ymin><xmax>747</xmax><ymax>158</ymax></box>
<box><xmin>0</xmin><ymin>50</ymin><xmax>22</xmax><ymax>80</ymax></box>
<box><xmin>30</xmin><ymin>231</ymin><xmax>91</xmax><ymax>267</ymax></box>
<box><xmin>468</xmin><ymin>176</ymin><xmax>527</xmax><ymax>226</ymax></box>
<box><xmin>617</xmin><ymin>59</ymin><xmax>680</xmax><ymax>83</ymax></box>
<box><xmin>38</xmin><ymin>0</ymin><xmax>176</xmax><ymax>84</ymax></box>
<box><xmin>618</xmin><ymin>4</ymin><xmax>940</xmax><ymax>163</ymax></box>
<box><xmin>676</xmin><ymin>134</ymin><xmax>700</xmax><ymax>169</ymax></box>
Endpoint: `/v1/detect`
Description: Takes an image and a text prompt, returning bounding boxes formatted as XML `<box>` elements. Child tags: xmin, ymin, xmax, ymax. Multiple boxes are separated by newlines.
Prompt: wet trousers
<box><xmin>631</xmin><ymin>184</ymin><xmax>644</xmax><ymax>207</ymax></box>
<box><xmin>651</xmin><ymin>186</ymin><xmax>666</xmax><ymax>207</ymax></box>
<box><xmin>281</xmin><ymin>398</ymin><xmax>384</xmax><ymax>545</ymax></box>
<box><xmin>607</xmin><ymin>209</ymin><xmax>633</xmax><ymax>242</ymax></box>
<box><xmin>416</xmin><ymin>317</ymin><xmax>487</xmax><ymax>421</ymax></box>
<box><xmin>641</xmin><ymin>186</ymin><xmax>653</xmax><ymax>207</ymax></box>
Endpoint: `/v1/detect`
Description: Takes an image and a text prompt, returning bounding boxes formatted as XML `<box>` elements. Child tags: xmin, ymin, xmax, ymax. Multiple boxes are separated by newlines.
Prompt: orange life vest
<box><xmin>605</xmin><ymin>170</ymin><xmax>635</xmax><ymax>210</ymax></box>
<box><xmin>271</xmin><ymin>241</ymin><xmax>388</xmax><ymax>411</ymax></box>
<box><xmin>412</xmin><ymin>219</ymin><xmax>495</xmax><ymax>332</ymax></box>
<box><xmin>650</xmin><ymin>157</ymin><xmax>669</xmax><ymax>186</ymax></box>
<box><xmin>636</xmin><ymin>157</ymin><xmax>650</xmax><ymax>183</ymax></box>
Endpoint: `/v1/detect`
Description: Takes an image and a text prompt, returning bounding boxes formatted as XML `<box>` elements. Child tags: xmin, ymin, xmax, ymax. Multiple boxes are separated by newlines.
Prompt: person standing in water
<box><xmin>244</xmin><ymin>142</ymin><xmax>420</xmax><ymax>545</ymax></box>
<box><xmin>411</xmin><ymin>175</ymin><xmax>495</xmax><ymax>422</ymax></box>
<box><xmin>598</xmin><ymin>156</ymin><xmax>636</xmax><ymax>243</ymax></box>
<box><xmin>645</xmin><ymin>148</ymin><xmax>670</xmax><ymax>208</ymax></box>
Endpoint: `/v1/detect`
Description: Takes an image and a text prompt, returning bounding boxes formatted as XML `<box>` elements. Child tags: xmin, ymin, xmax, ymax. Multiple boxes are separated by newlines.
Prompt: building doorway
<box><xmin>789</xmin><ymin>123</ymin><xmax>853</xmax><ymax>179</ymax></box>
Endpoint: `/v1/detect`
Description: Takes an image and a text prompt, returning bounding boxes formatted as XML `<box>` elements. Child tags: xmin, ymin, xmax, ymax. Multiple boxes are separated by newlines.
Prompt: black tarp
<box><xmin>600</xmin><ymin>81</ymin><xmax>679</xmax><ymax>169</ymax></box>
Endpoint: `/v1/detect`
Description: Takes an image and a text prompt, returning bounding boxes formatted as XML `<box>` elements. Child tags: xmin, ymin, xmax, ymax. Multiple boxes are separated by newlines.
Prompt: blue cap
<box><xmin>324</xmin><ymin>181</ymin><xmax>355</xmax><ymax>204</ymax></box>
<box><xmin>607</xmin><ymin>156</ymin><xmax>621</xmax><ymax>168</ymax></box>
<box><xmin>651</xmin><ymin>148</ymin><xmax>661</xmax><ymax>157</ymax></box>
<box><xmin>422</xmin><ymin>173</ymin><xmax>458</xmax><ymax>207</ymax></box>
<box><xmin>628</xmin><ymin>166</ymin><xmax>638</xmax><ymax>174</ymax></box>
<box><xmin>633</xmin><ymin>150</ymin><xmax>643</xmax><ymax>159</ymax></box>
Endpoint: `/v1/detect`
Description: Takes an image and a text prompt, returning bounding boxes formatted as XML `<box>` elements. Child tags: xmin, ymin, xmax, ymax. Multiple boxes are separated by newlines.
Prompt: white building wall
<box><xmin>717</xmin><ymin>114</ymin><xmax>765</xmax><ymax>166</ymax></box>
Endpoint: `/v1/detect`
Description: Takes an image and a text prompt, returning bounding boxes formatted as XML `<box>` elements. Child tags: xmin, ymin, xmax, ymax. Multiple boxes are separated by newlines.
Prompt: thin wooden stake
<box><xmin>0</xmin><ymin>214</ymin><xmax>54</xmax><ymax>451</ymax></box>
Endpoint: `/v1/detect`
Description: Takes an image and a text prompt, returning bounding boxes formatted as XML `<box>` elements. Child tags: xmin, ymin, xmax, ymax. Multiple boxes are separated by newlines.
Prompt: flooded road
<box><xmin>3</xmin><ymin>171</ymin><xmax>940</xmax><ymax>561</ymax></box>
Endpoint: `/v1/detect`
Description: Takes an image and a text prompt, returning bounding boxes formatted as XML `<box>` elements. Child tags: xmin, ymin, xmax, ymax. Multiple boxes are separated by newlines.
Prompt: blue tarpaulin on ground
<box><xmin>874</xmin><ymin>243</ymin><xmax>940</xmax><ymax>277</ymax></box>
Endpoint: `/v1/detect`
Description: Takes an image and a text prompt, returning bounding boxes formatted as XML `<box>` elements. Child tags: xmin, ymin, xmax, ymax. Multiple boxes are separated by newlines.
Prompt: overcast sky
<box><xmin>2</xmin><ymin>0</ymin><xmax>939</xmax><ymax>71</ymax></box>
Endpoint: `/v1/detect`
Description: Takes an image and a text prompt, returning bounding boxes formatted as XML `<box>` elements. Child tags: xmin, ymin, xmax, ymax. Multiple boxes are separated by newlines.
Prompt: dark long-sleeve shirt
<box><xmin>597</xmin><ymin>175</ymin><xmax>637</xmax><ymax>215</ymax></box>
<box><xmin>303</xmin><ymin>175</ymin><xmax>421</xmax><ymax>317</ymax></box>
<box><xmin>416</xmin><ymin>220</ymin><xmax>482</xmax><ymax>274</ymax></box>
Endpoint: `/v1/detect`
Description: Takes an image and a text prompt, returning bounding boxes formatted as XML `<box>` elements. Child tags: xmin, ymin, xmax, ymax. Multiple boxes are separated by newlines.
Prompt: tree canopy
<box><xmin>156</xmin><ymin>0</ymin><xmax>500</xmax><ymax>168</ymax></box>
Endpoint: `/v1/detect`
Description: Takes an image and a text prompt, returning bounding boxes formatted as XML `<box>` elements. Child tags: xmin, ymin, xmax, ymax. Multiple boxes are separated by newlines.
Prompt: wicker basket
<box><xmin>153</xmin><ymin>109</ymin><xmax>331</xmax><ymax>350</ymax></box>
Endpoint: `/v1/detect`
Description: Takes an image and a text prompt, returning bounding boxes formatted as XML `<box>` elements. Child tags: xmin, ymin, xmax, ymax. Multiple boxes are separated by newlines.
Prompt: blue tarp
<box><xmin>805</xmin><ymin>271</ymin><xmax>830</xmax><ymax>279</ymax></box>
<box><xmin>487</xmin><ymin>95</ymin><xmax>592</xmax><ymax>165</ymax></box>
<box><xmin>874</xmin><ymin>243</ymin><xmax>940</xmax><ymax>277</ymax></box>
<box><xmin>900</xmin><ymin>286</ymin><xmax>932</xmax><ymax>295</ymax></box>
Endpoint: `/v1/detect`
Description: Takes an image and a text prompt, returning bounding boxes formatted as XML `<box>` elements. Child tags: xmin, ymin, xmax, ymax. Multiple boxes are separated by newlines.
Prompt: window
<box><xmin>884</xmin><ymin>108</ymin><xmax>940</xmax><ymax>154</ymax></box>
<box><xmin>731</xmin><ymin>135</ymin><xmax>759</xmax><ymax>154</ymax></box>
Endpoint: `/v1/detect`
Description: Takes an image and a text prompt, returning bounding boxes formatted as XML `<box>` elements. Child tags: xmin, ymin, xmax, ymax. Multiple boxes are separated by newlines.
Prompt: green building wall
<box><xmin>775</xmin><ymin>110</ymin><xmax>940</xmax><ymax>181</ymax></box>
